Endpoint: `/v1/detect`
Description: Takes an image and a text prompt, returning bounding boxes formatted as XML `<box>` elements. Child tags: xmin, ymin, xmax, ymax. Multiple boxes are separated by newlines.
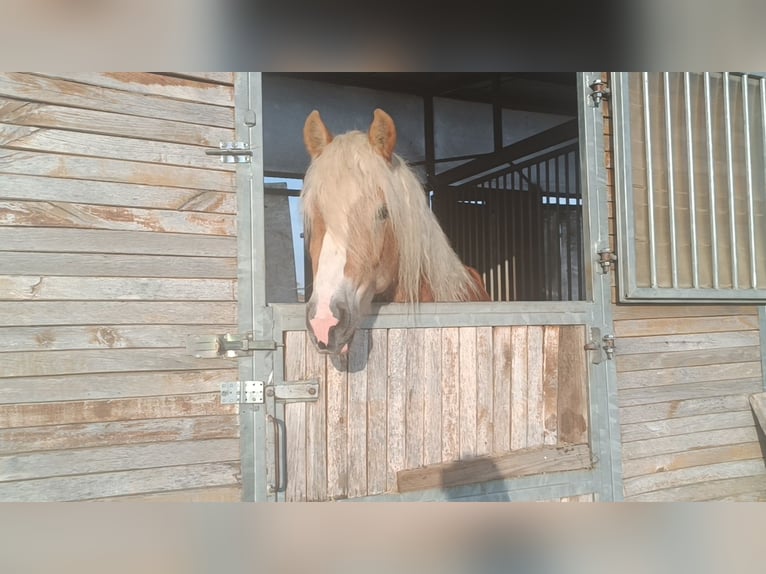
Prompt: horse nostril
<box><xmin>317</xmin><ymin>340</ymin><xmax>328</xmax><ymax>351</ymax></box>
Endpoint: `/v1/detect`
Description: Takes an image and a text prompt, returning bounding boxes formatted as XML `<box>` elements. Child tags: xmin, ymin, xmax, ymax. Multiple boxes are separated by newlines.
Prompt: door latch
<box><xmin>205</xmin><ymin>141</ymin><xmax>252</xmax><ymax>163</ymax></box>
<box><xmin>187</xmin><ymin>332</ymin><xmax>277</xmax><ymax>358</ymax></box>
<box><xmin>597</xmin><ymin>247</ymin><xmax>617</xmax><ymax>274</ymax></box>
<box><xmin>584</xmin><ymin>328</ymin><xmax>616</xmax><ymax>363</ymax></box>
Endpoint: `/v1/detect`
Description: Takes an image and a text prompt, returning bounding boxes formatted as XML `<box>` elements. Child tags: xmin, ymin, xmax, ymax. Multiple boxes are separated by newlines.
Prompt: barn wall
<box><xmin>0</xmin><ymin>72</ymin><xmax>241</xmax><ymax>501</ymax></box>
<box><xmin>604</xmin><ymin>84</ymin><xmax>766</xmax><ymax>501</ymax></box>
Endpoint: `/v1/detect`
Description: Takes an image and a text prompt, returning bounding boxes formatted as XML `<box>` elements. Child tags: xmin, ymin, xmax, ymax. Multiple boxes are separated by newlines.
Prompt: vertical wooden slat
<box><xmin>366</xmin><ymin>329</ymin><xmax>388</xmax><ymax>495</ymax></box>
<box><xmin>346</xmin><ymin>329</ymin><xmax>369</xmax><ymax>498</ymax></box>
<box><xmin>492</xmin><ymin>326</ymin><xmax>512</xmax><ymax>454</ymax></box>
<box><xmin>510</xmin><ymin>326</ymin><xmax>529</xmax><ymax>449</ymax></box>
<box><xmin>459</xmin><ymin>327</ymin><xmax>478</xmax><ymax>459</ymax></box>
<box><xmin>542</xmin><ymin>326</ymin><xmax>560</xmax><ymax>445</ymax></box>
<box><xmin>526</xmin><ymin>326</ymin><xmax>545</xmax><ymax>448</ymax></box>
<box><xmin>441</xmin><ymin>328</ymin><xmax>460</xmax><ymax>462</ymax></box>
<box><xmin>423</xmin><ymin>328</ymin><xmax>443</xmax><ymax>466</ymax></box>
<box><xmin>558</xmin><ymin>326</ymin><xmax>589</xmax><ymax>444</ymax></box>
<box><xmin>405</xmin><ymin>329</ymin><xmax>425</xmax><ymax>470</ymax></box>
<box><xmin>284</xmin><ymin>331</ymin><xmax>307</xmax><ymax>501</ymax></box>
<box><xmin>386</xmin><ymin>328</ymin><xmax>407</xmax><ymax>490</ymax></box>
<box><xmin>476</xmin><ymin>326</ymin><xmax>493</xmax><ymax>456</ymax></box>
<box><xmin>304</xmin><ymin>337</ymin><xmax>327</xmax><ymax>501</ymax></box>
<box><xmin>326</xmin><ymin>354</ymin><xmax>348</xmax><ymax>499</ymax></box>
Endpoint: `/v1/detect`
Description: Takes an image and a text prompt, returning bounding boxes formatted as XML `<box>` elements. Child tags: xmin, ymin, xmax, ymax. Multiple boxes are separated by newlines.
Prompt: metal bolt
<box><xmin>266</xmin><ymin>387</ymin><xmax>274</xmax><ymax>397</ymax></box>
<box><xmin>308</xmin><ymin>387</ymin><xmax>317</xmax><ymax>395</ymax></box>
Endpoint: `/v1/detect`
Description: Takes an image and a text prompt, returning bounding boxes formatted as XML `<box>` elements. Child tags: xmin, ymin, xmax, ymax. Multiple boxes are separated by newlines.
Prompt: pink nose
<box><xmin>309</xmin><ymin>314</ymin><xmax>340</xmax><ymax>346</ymax></box>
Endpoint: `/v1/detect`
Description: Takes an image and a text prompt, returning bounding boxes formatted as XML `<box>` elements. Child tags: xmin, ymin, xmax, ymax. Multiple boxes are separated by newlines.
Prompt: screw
<box><xmin>308</xmin><ymin>387</ymin><xmax>317</xmax><ymax>395</ymax></box>
<box><xmin>266</xmin><ymin>388</ymin><xmax>274</xmax><ymax>397</ymax></box>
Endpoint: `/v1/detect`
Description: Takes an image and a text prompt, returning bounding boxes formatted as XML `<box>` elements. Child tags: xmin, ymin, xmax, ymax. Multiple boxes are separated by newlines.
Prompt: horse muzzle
<box><xmin>306</xmin><ymin>295</ymin><xmax>358</xmax><ymax>355</ymax></box>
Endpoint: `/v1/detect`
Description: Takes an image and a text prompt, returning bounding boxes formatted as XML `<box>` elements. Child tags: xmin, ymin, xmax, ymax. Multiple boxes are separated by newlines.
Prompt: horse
<box><xmin>301</xmin><ymin>108</ymin><xmax>490</xmax><ymax>354</ymax></box>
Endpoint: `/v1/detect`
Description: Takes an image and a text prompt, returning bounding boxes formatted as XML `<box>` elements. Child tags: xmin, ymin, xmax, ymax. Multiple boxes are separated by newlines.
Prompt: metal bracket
<box><xmin>602</xmin><ymin>334</ymin><xmax>616</xmax><ymax>361</ymax></box>
<box><xmin>588</xmin><ymin>78</ymin><xmax>610</xmax><ymax>108</ymax></box>
<box><xmin>266</xmin><ymin>379</ymin><xmax>320</xmax><ymax>403</ymax></box>
<box><xmin>221</xmin><ymin>380</ymin><xmax>264</xmax><ymax>404</ymax></box>
<box><xmin>584</xmin><ymin>328</ymin><xmax>616</xmax><ymax>363</ymax></box>
<box><xmin>187</xmin><ymin>332</ymin><xmax>277</xmax><ymax>358</ymax></box>
<box><xmin>205</xmin><ymin>141</ymin><xmax>252</xmax><ymax>163</ymax></box>
<box><xmin>220</xmin><ymin>379</ymin><xmax>319</xmax><ymax>405</ymax></box>
<box><xmin>597</xmin><ymin>247</ymin><xmax>617</xmax><ymax>274</ymax></box>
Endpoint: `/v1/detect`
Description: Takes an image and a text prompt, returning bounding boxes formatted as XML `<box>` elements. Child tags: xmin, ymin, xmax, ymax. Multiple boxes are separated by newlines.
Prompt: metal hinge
<box><xmin>584</xmin><ymin>328</ymin><xmax>616</xmax><ymax>363</ymax></box>
<box><xmin>588</xmin><ymin>78</ymin><xmax>610</xmax><ymax>108</ymax></box>
<box><xmin>187</xmin><ymin>332</ymin><xmax>277</xmax><ymax>358</ymax></box>
<box><xmin>220</xmin><ymin>378</ymin><xmax>319</xmax><ymax>404</ymax></box>
<box><xmin>597</xmin><ymin>247</ymin><xmax>617</xmax><ymax>274</ymax></box>
<box><xmin>205</xmin><ymin>141</ymin><xmax>252</xmax><ymax>163</ymax></box>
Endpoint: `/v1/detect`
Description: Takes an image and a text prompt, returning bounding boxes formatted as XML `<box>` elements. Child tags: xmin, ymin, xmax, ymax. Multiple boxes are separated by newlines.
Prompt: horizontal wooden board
<box><xmin>0</xmin><ymin>415</ymin><xmax>239</xmax><ymax>455</ymax></box>
<box><xmin>618</xmin><ymin>362</ymin><xmax>763</xmax><ymax>390</ymax></box>
<box><xmin>616</xmin><ymin>346</ymin><xmax>761</xmax><ymax>372</ymax></box>
<box><xmin>618</xmin><ymin>379</ymin><xmax>764</xmax><ymax>407</ymax></box>
<box><xmin>1</xmin><ymin>276</ymin><xmax>236</xmax><ymax>301</ymax></box>
<box><xmin>0</xmin><ymin>438</ymin><xmax>239</xmax><ymax>481</ymax></box>
<box><xmin>621</xmin><ymin>427</ymin><xmax>760</xmax><ymax>459</ymax></box>
<box><xmin>1</xmin><ymin>174</ymin><xmax>236</xmax><ymax>213</ymax></box>
<box><xmin>165</xmin><ymin>72</ymin><xmax>234</xmax><ymax>85</ymax></box>
<box><xmin>626</xmin><ymin>473</ymin><xmax>766</xmax><ymax>501</ymax></box>
<box><xmin>619</xmin><ymin>394</ymin><xmax>753</xmax><ymax>424</ymax></box>
<box><xmin>0</xmin><ymin>369</ymin><xmax>238</xmax><ymax>405</ymax></box>
<box><xmin>0</xmin><ymin>392</ymin><xmax>236</xmax><ymax>428</ymax></box>
<box><xmin>0</xmin><ymin>301</ymin><xmax>237</xmax><ymax>326</ymax></box>
<box><xmin>35</xmin><ymin>73</ymin><xmax>233</xmax><ymax>107</ymax></box>
<box><xmin>0</xmin><ymin>150</ymin><xmax>234</xmax><ymax>191</ymax></box>
<box><xmin>615</xmin><ymin>315</ymin><xmax>759</xmax><ymax>338</ymax></box>
<box><xmin>396</xmin><ymin>444</ymin><xmax>591</xmax><ymax>493</ymax></box>
<box><xmin>1</xmin><ymin>201</ymin><xmax>235</xmax><ymax>235</ymax></box>
<box><xmin>616</xmin><ymin>330</ymin><xmax>760</xmax><ymax>354</ymax></box>
<box><xmin>0</xmin><ymin>73</ymin><xmax>232</xmax><ymax>128</ymax></box>
<box><xmin>620</xmin><ymin>410</ymin><xmax>757</xmax><ymax>443</ymax></box>
<box><xmin>622</xmin><ymin>442</ymin><xmax>763</xmax><ymax>478</ymax></box>
<box><xmin>2</xmin><ymin>348</ymin><xmax>233</xmax><ymax>378</ymax></box>
<box><xmin>612</xmin><ymin>305</ymin><xmax>759</xmax><ymax>320</ymax></box>
<box><xmin>0</xmin><ymin>253</ymin><xmax>236</xmax><ymax>279</ymax></box>
<box><xmin>0</xmin><ymin>461</ymin><xmax>241</xmax><ymax>502</ymax></box>
<box><xmin>92</xmin><ymin>485</ymin><xmax>241</xmax><ymax>502</ymax></box>
<box><xmin>0</xmin><ymin>227</ymin><xmax>236</xmax><ymax>256</ymax></box>
<box><xmin>0</xmin><ymin>98</ymin><xmax>232</xmax><ymax>146</ymax></box>
<box><xmin>0</xmin><ymin>324</ymin><xmax>238</xmax><ymax>353</ymax></box>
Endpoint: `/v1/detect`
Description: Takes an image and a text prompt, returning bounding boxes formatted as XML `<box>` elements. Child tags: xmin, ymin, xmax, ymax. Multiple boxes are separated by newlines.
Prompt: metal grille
<box><xmin>613</xmin><ymin>72</ymin><xmax>766</xmax><ymax>301</ymax></box>
<box><xmin>432</xmin><ymin>142</ymin><xmax>584</xmax><ymax>302</ymax></box>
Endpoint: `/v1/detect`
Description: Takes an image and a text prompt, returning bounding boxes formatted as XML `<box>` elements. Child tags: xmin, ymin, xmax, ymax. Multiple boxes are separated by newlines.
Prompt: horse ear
<box><xmin>368</xmin><ymin>108</ymin><xmax>397</xmax><ymax>162</ymax></box>
<box><xmin>304</xmin><ymin>110</ymin><xmax>333</xmax><ymax>158</ymax></box>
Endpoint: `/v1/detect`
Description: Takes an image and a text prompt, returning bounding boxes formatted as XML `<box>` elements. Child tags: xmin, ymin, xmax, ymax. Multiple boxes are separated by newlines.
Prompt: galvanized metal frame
<box><xmin>241</xmin><ymin>72</ymin><xmax>623</xmax><ymax>502</ymax></box>
<box><xmin>612</xmin><ymin>72</ymin><xmax>766</xmax><ymax>302</ymax></box>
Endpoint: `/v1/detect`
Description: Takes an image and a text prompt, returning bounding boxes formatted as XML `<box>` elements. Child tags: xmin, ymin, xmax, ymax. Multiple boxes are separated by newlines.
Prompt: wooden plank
<box><xmin>626</xmin><ymin>473</ymin><xmax>766</xmax><ymax>501</ymax></box>
<box><xmin>0</xmin><ymin>73</ymin><xmax>232</xmax><ymax>127</ymax></box>
<box><xmin>618</xmin><ymin>379</ymin><xmax>764</xmax><ymax>407</ymax></box>
<box><xmin>0</xmin><ymin>415</ymin><xmax>239</xmax><ymax>455</ymax></box>
<box><xmin>304</xmin><ymin>336</ymin><xmax>327</xmax><ymax>501</ymax></box>
<box><xmin>622</xmin><ymin>442</ymin><xmax>764</xmax><ymax>478</ymax></box>
<box><xmin>0</xmin><ymin>438</ymin><xmax>240</xmax><ymax>481</ymax></box>
<box><xmin>621</xmin><ymin>410</ymin><xmax>758</xmax><ymax>443</ymax></box>
<box><xmin>396</xmin><ymin>443</ymin><xmax>591</xmax><ymax>493</ymax></box>
<box><xmin>0</xmin><ymin>276</ymin><xmax>236</xmax><ymax>302</ymax></box>
<box><xmin>526</xmin><ymin>326</ymin><xmax>545</xmax><ymax>448</ymax></box>
<box><xmin>542</xmin><ymin>326</ymin><xmax>560</xmax><ymax>445</ymax></box>
<box><xmin>617</xmin><ymin>346</ymin><xmax>762</xmax><ymax>372</ymax></box>
<box><xmin>35</xmin><ymin>73</ymin><xmax>233</xmax><ymax>107</ymax></box>
<box><xmin>0</xmin><ymin>370</ymin><xmax>237</xmax><ymax>405</ymax></box>
<box><xmin>620</xmin><ymin>394</ymin><xmax>753</xmax><ymax>425</ymax></box>
<box><xmin>93</xmin><ymin>485</ymin><xmax>241</xmax><ymax>502</ymax></box>
<box><xmin>0</xmin><ymin>393</ymin><xmax>235</xmax><ymax>428</ymax></box>
<box><xmin>475</xmin><ymin>327</ymin><xmax>493</xmax><ymax>456</ymax></box>
<box><xmin>491</xmin><ymin>327</ymin><xmax>512</xmax><ymax>454</ymax></box>
<box><xmin>0</xmin><ymin>228</ymin><xmax>236</xmax><ymax>256</ymax></box>
<box><xmin>749</xmin><ymin>392</ymin><xmax>766</xmax><ymax>433</ymax></box>
<box><xmin>613</xmin><ymin>305</ymin><xmax>758</xmax><ymax>320</ymax></box>
<box><xmin>617</xmin><ymin>330</ymin><xmax>760</xmax><ymax>354</ymax></box>
<box><xmin>284</xmin><ymin>331</ymin><xmax>307</xmax><ymax>502</ymax></box>
<box><xmin>406</xmin><ymin>329</ymin><xmax>425</xmax><ymax>469</ymax></box>
<box><xmin>440</xmin><ymin>328</ymin><xmax>460</xmax><ymax>463</ymax></box>
<box><xmin>1</xmin><ymin>174</ymin><xmax>236</xmax><ymax>213</ymax></box>
<box><xmin>623</xmin><ymin>459</ymin><xmax>766</xmax><ymax>498</ymax></box>
<box><xmin>0</xmin><ymin>301</ymin><xmax>237</xmax><ymax>327</ymax></box>
<box><xmin>0</xmin><ymin>123</ymin><xmax>235</xmax><ymax>171</ymax></box>
<box><xmin>0</xmin><ymin>98</ymin><xmax>232</xmax><ymax>145</ymax></box>
<box><xmin>347</xmin><ymin>330</ymin><xmax>369</xmax><ymax>498</ymax></box>
<box><xmin>557</xmin><ymin>326</ymin><xmax>588</xmax><ymax>444</ymax></box>
<box><xmin>423</xmin><ymin>328</ymin><xmax>443</xmax><ymax>466</ymax></box>
<box><xmin>618</xmin><ymin>362</ymin><xmax>763</xmax><ymax>390</ymax></box>
<box><xmin>0</xmin><ymin>150</ymin><xmax>234</xmax><ymax>191</ymax></box>
<box><xmin>326</xmin><ymin>352</ymin><xmax>348</xmax><ymax>499</ymax></box>
<box><xmin>0</xmin><ymin>201</ymin><xmax>235</xmax><ymax>235</ymax></box>
<box><xmin>615</xmin><ymin>315</ymin><xmax>759</xmax><ymax>338</ymax></box>
<box><xmin>510</xmin><ymin>326</ymin><xmax>528</xmax><ymax>450</ymax></box>
<box><xmin>0</xmin><ymin>461</ymin><xmax>240</xmax><ymax>502</ymax></box>
<box><xmin>622</xmin><ymin>427</ymin><xmax>760</xmax><ymax>460</ymax></box>
<box><xmin>458</xmin><ymin>327</ymin><xmax>477</xmax><ymax>459</ymax></box>
<box><xmin>366</xmin><ymin>329</ymin><xmax>388</xmax><ymax>496</ymax></box>
<box><xmin>386</xmin><ymin>329</ymin><xmax>407</xmax><ymax>490</ymax></box>
<box><xmin>166</xmin><ymin>72</ymin><xmax>234</xmax><ymax>85</ymax></box>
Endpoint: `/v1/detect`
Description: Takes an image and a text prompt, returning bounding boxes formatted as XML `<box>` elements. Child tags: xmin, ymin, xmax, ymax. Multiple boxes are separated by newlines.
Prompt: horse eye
<box><xmin>377</xmin><ymin>205</ymin><xmax>389</xmax><ymax>220</ymax></box>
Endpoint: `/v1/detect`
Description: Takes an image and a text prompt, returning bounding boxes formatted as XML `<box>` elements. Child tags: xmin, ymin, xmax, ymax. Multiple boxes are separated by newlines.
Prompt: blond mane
<box><xmin>302</xmin><ymin>130</ymin><xmax>478</xmax><ymax>302</ymax></box>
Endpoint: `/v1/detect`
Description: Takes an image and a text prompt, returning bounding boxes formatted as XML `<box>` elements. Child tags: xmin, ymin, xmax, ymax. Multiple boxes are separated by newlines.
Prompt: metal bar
<box><xmin>761</xmin><ymin>76</ymin><xmax>766</xmax><ymax>289</ymax></box>
<box><xmin>663</xmin><ymin>72</ymin><xmax>679</xmax><ymax>288</ymax></box>
<box><xmin>704</xmin><ymin>72</ymin><xmax>720</xmax><ymax>289</ymax></box>
<box><xmin>642</xmin><ymin>73</ymin><xmax>658</xmax><ymax>288</ymax></box>
<box><xmin>724</xmin><ymin>72</ymin><xmax>739</xmax><ymax>288</ymax></box>
<box><xmin>492</xmin><ymin>75</ymin><xmax>503</xmax><ymax>151</ymax></box>
<box><xmin>742</xmin><ymin>74</ymin><xmax>757</xmax><ymax>288</ymax></box>
<box><xmin>684</xmin><ymin>73</ymin><xmax>700</xmax><ymax>288</ymax></box>
<box><xmin>423</xmin><ymin>95</ymin><xmax>436</xmax><ymax>184</ymax></box>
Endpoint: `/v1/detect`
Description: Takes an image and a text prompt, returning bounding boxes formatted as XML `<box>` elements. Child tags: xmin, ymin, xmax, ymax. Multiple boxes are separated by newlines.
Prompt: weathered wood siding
<box><xmin>0</xmin><ymin>72</ymin><xmax>241</xmax><ymax>501</ymax></box>
<box><xmin>282</xmin><ymin>325</ymin><xmax>590</xmax><ymax>501</ymax></box>
<box><xmin>604</xmin><ymin>81</ymin><xmax>766</xmax><ymax>501</ymax></box>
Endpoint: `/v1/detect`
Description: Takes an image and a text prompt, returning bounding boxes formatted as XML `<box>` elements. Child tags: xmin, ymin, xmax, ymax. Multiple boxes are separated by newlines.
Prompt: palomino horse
<box><xmin>301</xmin><ymin>108</ymin><xmax>490</xmax><ymax>354</ymax></box>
